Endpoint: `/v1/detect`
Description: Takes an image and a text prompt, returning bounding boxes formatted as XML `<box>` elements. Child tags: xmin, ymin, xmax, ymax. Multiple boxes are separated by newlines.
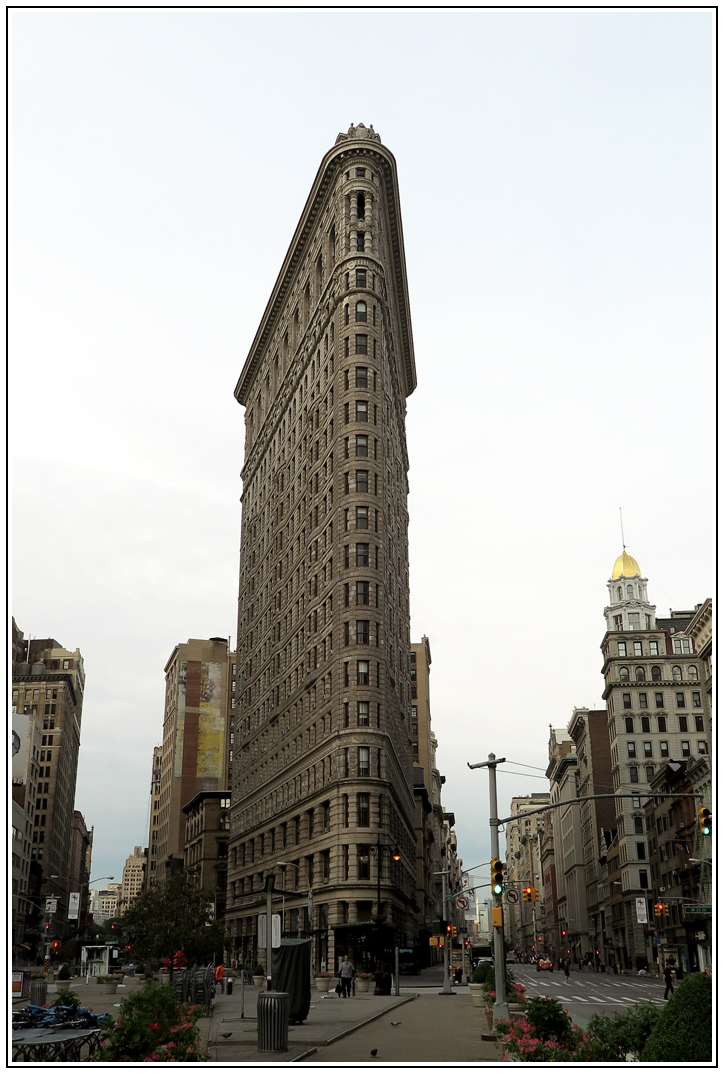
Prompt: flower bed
<box><xmin>90</xmin><ymin>979</ymin><xmax>208</xmax><ymax>1063</ymax></box>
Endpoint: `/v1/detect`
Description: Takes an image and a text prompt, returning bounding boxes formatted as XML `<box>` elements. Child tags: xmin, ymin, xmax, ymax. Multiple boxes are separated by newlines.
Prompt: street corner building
<box><xmin>226</xmin><ymin>123</ymin><xmax>419</xmax><ymax>974</ymax></box>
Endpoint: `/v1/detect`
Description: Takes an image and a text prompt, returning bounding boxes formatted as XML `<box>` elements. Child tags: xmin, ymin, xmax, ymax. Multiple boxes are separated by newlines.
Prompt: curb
<box><xmin>325</xmin><ymin>993</ymin><xmax>418</xmax><ymax>1046</ymax></box>
<box><xmin>292</xmin><ymin>1047</ymin><xmax>318</xmax><ymax>1062</ymax></box>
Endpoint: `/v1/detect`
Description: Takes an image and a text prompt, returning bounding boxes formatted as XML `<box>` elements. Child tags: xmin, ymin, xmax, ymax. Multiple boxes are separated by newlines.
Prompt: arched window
<box><xmin>687</xmin><ymin>665</ymin><xmax>698</xmax><ymax>681</ymax></box>
<box><xmin>617</xmin><ymin>586</ymin><xmax>623</xmax><ymax>600</ymax></box>
<box><xmin>619</xmin><ymin>667</ymin><xmax>630</xmax><ymax>682</ymax></box>
<box><xmin>672</xmin><ymin>666</ymin><xmax>683</xmax><ymax>682</ymax></box>
<box><xmin>355</xmin><ymin>300</ymin><xmax>367</xmax><ymax>323</ymax></box>
<box><xmin>219</xmin><ymin>814</ymin><xmax>230</xmax><ymax>830</ymax></box>
<box><xmin>626</xmin><ymin>585</ymin><xmax>634</xmax><ymax>598</ymax></box>
<box><xmin>635</xmin><ymin>666</ymin><xmax>646</xmax><ymax>682</ymax></box>
<box><xmin>651</xmin><ymin>666</ymin><xmax>662</xmax><ymax>682</ymax></box>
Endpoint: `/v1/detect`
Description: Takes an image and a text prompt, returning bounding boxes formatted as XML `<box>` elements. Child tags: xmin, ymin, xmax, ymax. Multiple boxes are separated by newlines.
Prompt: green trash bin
<box><xmin>257</xmin><ymin>991</ymin><xmax>289</xmax><ymax>1052</ymax></box>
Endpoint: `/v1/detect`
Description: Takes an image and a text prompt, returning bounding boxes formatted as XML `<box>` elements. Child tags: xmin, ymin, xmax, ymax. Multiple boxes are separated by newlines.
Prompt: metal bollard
<box><xmin>257</xmin><ymin>991</ymin><xmax>289</xmax><ymax>1052</ymax></box>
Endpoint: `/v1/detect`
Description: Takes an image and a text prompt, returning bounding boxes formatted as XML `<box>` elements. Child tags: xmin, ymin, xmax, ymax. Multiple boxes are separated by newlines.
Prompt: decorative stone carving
<box><xmin>336</xmin><ymin>122</ymin><xmax>382</xmax><ymax>144</ymax></box>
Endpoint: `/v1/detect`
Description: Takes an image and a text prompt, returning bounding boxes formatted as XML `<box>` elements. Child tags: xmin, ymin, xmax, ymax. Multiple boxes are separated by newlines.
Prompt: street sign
<box><xmin>68</xmin><ymin>892</ymin><xmax>80</xmax><ymax>920</ymax></box>
<box><xmin>684</xmin><ymin>906</ymin><xmax>712</xmax><ymax>915</ymax></box>
<box><xmin>455</xmin><ymin>896</ymin><xmax>469</xmax><ymax>910</ymax></box>
<box><xmin>258</xmin><ymin>914</ymin><xmax>282</xmax><ymax>948</ymax></box>
<box><xmin>505</xmin><ymin>888</ymin><xmax>520</xmax><ymax>905</ymax></box>
<box><xmin>635</xmin><ymin>897</ymin><xmax>648</xmax><ymax>924</ymax></box>
<box><xmin>45</xmin><ymin>898</ymin><xmax>57</xmax><ymax>914</ymax></box>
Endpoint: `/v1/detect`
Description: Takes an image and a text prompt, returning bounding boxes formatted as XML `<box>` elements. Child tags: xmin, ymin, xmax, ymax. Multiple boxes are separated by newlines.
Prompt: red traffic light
<box><xmin>561</xmin><ymin>929</ymin><xmax>566</xmax><ymax>936</ymax></box>
<box><xmin>446</xmin><ymin>924</ymin><xmax>452</xmax><ymax>933</ymax></box>
<box><xmin>53</xmin><ymin>940</ymin><xmax>59</xmax><ymax>949</ymax></box>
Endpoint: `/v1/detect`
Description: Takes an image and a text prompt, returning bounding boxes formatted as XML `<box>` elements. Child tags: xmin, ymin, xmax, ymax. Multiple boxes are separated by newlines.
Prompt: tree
<box><xmin>120</xmin><ymin>873</ymin><xmax>225</xmax><ymax>967</ymax></box>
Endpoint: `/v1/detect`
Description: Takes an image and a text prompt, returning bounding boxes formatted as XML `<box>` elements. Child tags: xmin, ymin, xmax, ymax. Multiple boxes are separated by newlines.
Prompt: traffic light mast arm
<box><xmin>496</xmin><ymin>791</ymin><xmax>704</xmax><ymax>826</ymax></box>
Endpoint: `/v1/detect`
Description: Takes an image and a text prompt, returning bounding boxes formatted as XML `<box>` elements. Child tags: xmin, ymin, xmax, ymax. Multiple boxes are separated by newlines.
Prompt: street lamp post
<box><xmin>277</xmin><ymin>862</ymin><xmax>314</xmax><ymax>984</ymax></box>
<box><xmin>370</xmin><ymin>837</ymin><xmax>401</xmax><ymax>988</ymax></box>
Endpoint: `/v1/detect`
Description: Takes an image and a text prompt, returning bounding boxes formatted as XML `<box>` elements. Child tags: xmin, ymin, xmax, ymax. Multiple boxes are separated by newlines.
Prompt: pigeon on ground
<box><xmin>220</xmin><ymin>1033</ymin><xmax>232</xmax><ymax>1039</ymax></box>
<box><xmin>370</xmin><ymin>1049</ymin><xmax>378</xmax><ymax>1058</ymax></box>
<box><xmin>390</xmin><ymin>1021</ymin><xmax>401</xmax><ymax>1026</ymax></box>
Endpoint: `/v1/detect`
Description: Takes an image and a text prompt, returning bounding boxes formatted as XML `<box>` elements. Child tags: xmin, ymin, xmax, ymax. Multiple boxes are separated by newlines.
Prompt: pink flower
<box><xmin>149</xmin><ymin>1022</ymin><xmax>159</xmax><ymax>1030</ymax></box>
<box><xmin>100</xmin><ymin>1040</ymin><xmax>109</xmax><ymax>1048</ymax></box>
<box><xmin>186</xmin><ymin>1046</ymin><xmax>195</xmax><ymax>1054</ymax></box>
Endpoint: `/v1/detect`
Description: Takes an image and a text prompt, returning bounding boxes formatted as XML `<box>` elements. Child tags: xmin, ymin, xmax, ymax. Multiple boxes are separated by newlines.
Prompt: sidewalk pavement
<box><xmin>203</xmin><ymin>976</ymin><xmax>501</xmax><ymax>1064</ymax></box>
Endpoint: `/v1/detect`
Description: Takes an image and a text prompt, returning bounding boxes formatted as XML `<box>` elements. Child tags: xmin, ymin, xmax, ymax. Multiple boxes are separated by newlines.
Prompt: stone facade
<box><xmin>504</xmin><ymin>794</ymin><xmax>550</xmax><ymax>958</ymax></box>
<box><xmin>600</xmin><ymin>551</ymin><xmax>708</xmax><ymax>969</ymax></box>
<box><xmin>119</xmin><ymin>846</ymin><xmax>146</xmax><ymax>914</ymax></box>
<box><xmin>183</xmin><ymin>791</ymin><xmax>231</xmax><ymax>920</ymax></box>
<box><xmin>226</xmin><ymin>124</ymin><xmax>418</xmax><ymax>976</ymax></box>
<box><xmin>155</xmin><ymin>639</ymin><xmax>235</xmax><ymax>885</ymax></box>
<box><xmin>11</xmin><ymin>620</ymin><xmax>85</xmax><ymax>930</ymax></box>
<box><xmin>145</xmin><ymin>745</ymin><xmax>163</xmax><ymax>888</ymax></box>
<box><xmin>547</xmin><ymin>726</ymin><xmax>587</xmax><ymax>962</ymax></box>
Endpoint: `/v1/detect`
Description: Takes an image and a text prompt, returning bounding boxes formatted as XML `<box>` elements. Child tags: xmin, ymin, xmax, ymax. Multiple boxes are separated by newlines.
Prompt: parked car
<box><xmin>537</xmin><ymin>958</ymin><xmax>554</xmax><ymax>972</ymax></box>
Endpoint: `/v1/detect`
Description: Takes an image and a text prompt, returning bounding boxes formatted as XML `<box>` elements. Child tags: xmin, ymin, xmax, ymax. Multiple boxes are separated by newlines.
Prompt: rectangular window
<box><xmin>697</xmin><ymin>740</ymin><xmax>708</xmax><ymax>754</ymax></box>
<box><xmin>660</xmin><ymin>741</ymin><xmax>669</xmax><ymax>757</ymax></box>
<box><xmin>636</xmin><ymin>842</ymin><xmax>646</xmax><ymax>860</ymax></box>
<box><xmin>344</xmin><ymin>660</ymin><xmax>350</xmax><ymax>685</ymax></box>
<box><xmin>634</xmin><ymin>816</ymin><xmax>644</xmax><ymax>834</ymax></box>
<box><xmin>675</xmin><ymin>692</ymin><xmax>685</xmax><ymax>709</ymax></box>
<box><xmin>356</xmin><ymin>506</ymin><xmax>368</xmax><ymax>529</ymax></box>
<box><xmin>356</xmin><ymin>621</ymin><xmax>369</xmax><ymax>645</ymax></box>
<box><xmin>628</xmin><ymin>613</ymin><xmax>640</xmax><ymax>629</ymax></box>
<box><xmin>355</xmin><ymin>435</ymin><xmax>368</xmax><ymax>457</ymax></box>
<box><xmin>356</xmin><ymin>269</ymin><xmax>366</xmax><ymax>288</ymax></box>
<box><xmin>355</xmin><ymin>469</ymin><xmax>368</xmax><ymax>492</ymax></box>
<box><xmin>358</xmin><ymin>747</ymin><xmax>370</xmax><ymax>777</ymax></box>
<box><xmin>358</xmin><ymin>846</ymin><xmax>370</xmax><ymax>879</ymax></box>
<box><xmin>639</xmin><ymin>869</ymin><xmax>649</xmax><ymax>889</ymax></box>
<box><xmin>633</xmin><ymin>642</ymin><xmax>643</xmax><ymax>656</ymax></box>
<box><xmin>356</xmin><ymin>543</ymin><xmax>369</xmax><ymax>567</ymax></box>
<box><xmin>617</xmin><ymin>641</ymin><xmax>627</xmax><ymax>657</ymax></box>
<box><xmin>344</xmin><ymin>622</ymin><xmax>350</xmax><ymax>646</ymax></box>
<box><xmin>342</xmin><ymin>843</ymin><xmax>349</xmax><ymax>878</ymax></box>
<box><xmin>344</xmin><ymin>582</ymin><xmax>350</xmax><ymax>607</ymax></box>
<box><xmin>694</xmin><ymin>713</ymin><xmax>704</xmax><ymax>732</ymax></box>
<box><xmin>344</xmin><ymin>337</ymin><xmax>349</xmax><ymax>357</ymax></box>
<box><xmin>357</xmin><ymin>700</ymin><xmax>369</xmax><ymax>725</ymax></box>
<box><xmin>357</xmin><ymin>660</ymin><xmax>369</xmax><ymax>685</ymax></box>
<box><xmin>625</xmin><ymin>717</ymin><xmax>634</xmax><ymax>733</ymax></box>
<box><xmin>649</xmin><ymin>641</ymin><xmax>659</xmax><ymax>655</ymax></box>
<box><xmin>678</xmin><ymin>715</ymin><xmax>688</xmax><ymax>732</ymax></box>
<box><xmin>357</xmin><ymin>793</ymin><xmax>370</xmax><ymax>826</ymax></box>
<box><xmin>638</xmin><ymin>692</ymin><xmax>647</xmax><ymax>708</ymax></box>
<box><xmin>655</xmin><ymin>692</ymin><xmax>664</xmax><ymax>708</ymax></box>
<box><xmin>641</xmin><ymin>716</ymin><xmax>650</xmax><ymax>733</ymax></box>
<box><xmin>622</xmin><ymin>693</ymin><xmax>632</xmax><ymax>709</ymax></box>
<box><xmin>343</xmin><ymin>748</ymin><xmax>349</xmax><ymax>777</ymax></box>
<box><xmin>355</xmin><ymin>400</ymin><xmax>368</xmax><ymax>422</ymax></box>
<box><xmin>343</xmin><ymin>701</ymin><xmax>349</xmax><ymax>727</ymax></box>
<box><xmin>629</xmin><ymin>767</ymin><xmax>639</xmax><ymax>783</ymax></box>
<box><xmin>643</xmin><ymin>741</ymin><xmax>653</xmax><ymax>757</ymax></box>
<box><xmin>681</xmin><ymin>740</ymin><xmax>691</xmax><ymax>757</ymax></box>
<box><xmin>355</xmin><ymin>335</ymin><xmax>368</xmax><ymax>355</ymax></box>
<box><xmin>355</xmin><ymin>366</ymin><xmax>367</xmax><ymax>387</ymax></box>
<box><xmin>627</xmin><ymin>741</ymin><xmax>636</xmax><ymax>758</ymax></box>
<box><xmin>692</xmin><ymin>691</ymin><xmax>701</xmax><ymax>708</ymax></box>
<box><xmin>356</xmin><ymin>581</ymin><xmax>369</xmax><ymax>605</ymax></box>
<box><xmin>657</xmin><ymin>716</ymin><xmax>666</xmax><ymax>732</ymax></box>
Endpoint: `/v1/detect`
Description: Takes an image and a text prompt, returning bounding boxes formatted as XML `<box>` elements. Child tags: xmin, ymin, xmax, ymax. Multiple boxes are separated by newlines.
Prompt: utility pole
<box><xmin>468</xmin><ymin>753</ymin><xmax>509</xmax><ymax>1022</ymax></box>
<box><xmin>434</xmin><ymin>870</ymin><xmax>452</xmax><ymax>994</ymax></box>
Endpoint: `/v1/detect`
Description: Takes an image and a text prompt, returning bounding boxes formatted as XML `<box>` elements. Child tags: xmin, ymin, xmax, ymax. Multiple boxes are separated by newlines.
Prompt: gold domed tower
<box><xmin>604</xmin><ymin>549</ymin><xmax>655</xmax><ymax>633</ymax></box>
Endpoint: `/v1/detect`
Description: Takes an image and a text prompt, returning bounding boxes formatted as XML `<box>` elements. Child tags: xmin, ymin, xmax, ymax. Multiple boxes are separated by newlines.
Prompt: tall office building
<box><xmin>119</xmin><ymin>846</ymin><xmax>146</xmax><ymax>913</ymax></box>
<box><xmin>155</xmin><ymin>638</ymin><xmax>236</xmax><ymax>885</ymax></box>
<box><xmin>601</xmin><ymin>549</ymin><xmax>707</xmax><ymax>969</ymax></box>
<box><xmin>227</xmin><ymin>124</ymin><xmax>418</xmax><ymax>974</ymax></box>
<box><xmin>145</xmin><ymin>745</ymin><xmax>163</xmax><ymax>888</ymax></box>
<box><xmin>11</xmin><ymin>619</ymin><xmax>85</xmax><ymax>930</ymax></box>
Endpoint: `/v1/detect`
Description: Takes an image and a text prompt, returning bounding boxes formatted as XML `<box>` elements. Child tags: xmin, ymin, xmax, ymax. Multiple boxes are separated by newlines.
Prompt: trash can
<box><xmin>373</xmin><ymin>972</ymin><xmax>392</xmax><ymax>996</ymax></box>
<box><xmin>257</xmin><ymin>991</ymin><xmax>289</xmax><ymax>1052</ymax></box>
<box><xmin>226</xmin><ymin>978</ymin><xmax>233</xmax><ymax>995</ymax></box>
<box><xmin>30</xmin><ymin>980</ymin><xmax>48</xmax><ymax>1007</ymax></box>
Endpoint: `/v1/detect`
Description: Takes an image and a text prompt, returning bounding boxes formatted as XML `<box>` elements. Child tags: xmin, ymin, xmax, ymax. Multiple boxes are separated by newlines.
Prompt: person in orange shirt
<box><xmin>215</xmin><ymin>963</ymin><xmax>225</xmax><ymax>995</ymax></box>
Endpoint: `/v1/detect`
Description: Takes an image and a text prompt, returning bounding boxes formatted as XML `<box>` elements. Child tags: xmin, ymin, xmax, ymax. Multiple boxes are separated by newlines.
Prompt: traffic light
<box><xmin>538</xmin><ymin>935</ymin><xmax>542</xmax><ymax>942</ymax></box>
<box><xmin>561</xmin><ymin>928</ymin><xmax>566</xmax><ymax>937</ymax></box>
<box><xmin>446</xmin><ymin>923</ymin><xmax>452</xmax><ymax>935</ymax></box>
<box><xmin>491</xmin><ymin>859</ymin><xmax>505</xmax><ymax>895</ymax></box>
<box><xmin>662</xmin><ymin>903</ymin><xmax>670</xmax><ymax>917</ymax></box>
<box><xmin>698</xmin><ymin>807</ymin><xmax>712</xmax><ymax>836</ymax></box>
<box><xmin>531</xmin><ymin>887</ymin><xmax>540</xmax><ymax>902</ymax></box>
<box><xmin>52</xmin><ymin>940</ymin><xmax>59</xmax><ymax>950</ymax></box>
<box><xmin>451</xmin><ymin>926</ymin><xmax>458</xmax><ymax>939</ymax></box>
<box><xmin>523</xmin><ymin>886</ymin><xmax>532</xmax><ymax>902</ymax></box>
<box><xmin>655</xmin><ymin>902</ymin><xmax>664</xmax><ymax>918</ymax></box>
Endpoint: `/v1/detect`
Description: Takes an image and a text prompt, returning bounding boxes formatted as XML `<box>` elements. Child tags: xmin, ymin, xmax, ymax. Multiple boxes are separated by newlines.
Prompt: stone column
<box><xmin>349</xmin><ymin>191</ymin><xmax>358</xmax><ymax>254</ymax></box>
<box><xmin>364</xmin><ymin>193</ymin><xmax>373</xmax><ymax>254</ymax></box>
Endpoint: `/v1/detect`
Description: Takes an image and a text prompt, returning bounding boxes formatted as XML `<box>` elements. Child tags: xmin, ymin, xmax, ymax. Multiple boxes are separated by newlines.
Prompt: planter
<box><xmin>100</xmin><ymin>980</ymin><xmax>119</xmax><ymax>995</ymax></box>
<box><xmin>356</xmin><ymin>979</ymin><xmax>370</xmax><ymax>993</ymax></box>
<box><xmin>315</xmin><ymin>978</ymin><xmax>330</xmax><ymax>992</ymax></box>
<box><xmin>507</xmin><ymin>1002</ymin><xmax>526</xmax><ymax>1021</ymax></box>
<box><xmin>469</xmin><ymin>984</ymin><xmax>485</xmax><ymax>1008</ymax></box>
<box><xmin>253</xmin><ymin>975</ymin><xmax>265</xmax><ymax>988</ymax></box>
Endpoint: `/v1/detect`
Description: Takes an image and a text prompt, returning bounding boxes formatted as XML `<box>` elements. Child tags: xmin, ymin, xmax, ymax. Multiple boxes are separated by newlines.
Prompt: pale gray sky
<box><xmin>10</xmin><ymin>10</ymin><xmax>713</xmax><ymax>885</ymax></box>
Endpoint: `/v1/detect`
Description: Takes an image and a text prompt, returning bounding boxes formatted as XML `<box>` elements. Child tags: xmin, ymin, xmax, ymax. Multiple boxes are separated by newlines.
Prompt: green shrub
<box><xmin>524</xmin><ymin>995</ymin><xmax>576</xmax><ymax>1047</ymax></box>
<box><xmin>90</xmin><ymin>979</ymin><xmax>208</xmax><ymax>1063</ymax></box>
<box><xmin>58</xmin><ymin>964</ymin><xmax>71</xmax><ymax>981</ymax></box>
<box><xmin>586</xmin><ymin>1002</ymin><xmax>660</xmax><ymax>1061</ymax></box>
<box><xmin>135</xmin><ymin>963</ymin><xmax>145</xmax><ymax>976</ymax></box>
<box><xmin>254</xmin><ymin>964</ymin><xmax>265</xmax><ymax>976</ymax></box>
<box><xmin>472</xmin><ymin>963</ymin><xmax>493</xmax><ymax>985</ymax></box>
<box><xmin>640</xmin><ymin>972</ymin><xmax>712</xmax><ymax>1062</ymax></box>
<box><xmin>55</xmin><ymin>987</ymin><xmax>81</xmax><ymax>1007</ymax></box>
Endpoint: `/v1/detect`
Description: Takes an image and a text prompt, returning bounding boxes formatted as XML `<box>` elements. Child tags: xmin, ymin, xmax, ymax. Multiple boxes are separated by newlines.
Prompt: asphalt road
<box><xmin>510</xmin><ymin>965</ymin><xmax>668</xmax><ymax>1027</ymax></box>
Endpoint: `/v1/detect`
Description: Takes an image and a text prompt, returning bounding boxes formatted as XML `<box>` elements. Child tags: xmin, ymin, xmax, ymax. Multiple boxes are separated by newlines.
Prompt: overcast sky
<box><xmin>10</xmin><ymin>10</ymin><xmax>713</xmax><ymax>889</ymax></box>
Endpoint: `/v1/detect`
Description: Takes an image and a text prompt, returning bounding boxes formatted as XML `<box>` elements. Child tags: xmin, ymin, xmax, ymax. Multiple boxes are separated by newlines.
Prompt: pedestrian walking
<box><xmin>564</xmin><ymin>959</ymin><xmax>570</xmax><ymax>983</ymax></box>
<box><xmin>339</xmin><ymin>954</ymin><xmax>354</xmax><ymax>998</ymax></box>
<box><xmin>215</xmin><ymin>963</ymin><xmax>225</xmax><ymax>995</ymax></box>
<box><xmin>663</xmin><ymin>964</ymin><xmax>674</xmax><ymax>1000</ymax></box>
